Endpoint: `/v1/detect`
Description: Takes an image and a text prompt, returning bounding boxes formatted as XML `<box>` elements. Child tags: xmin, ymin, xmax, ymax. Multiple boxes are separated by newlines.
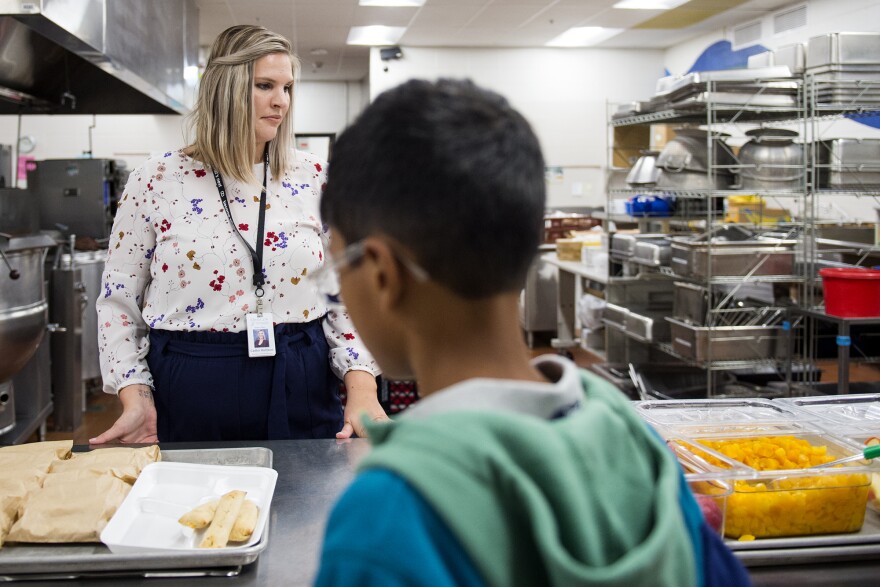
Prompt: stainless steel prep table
<box><xmin>1</xmin><ymin>440</ymin><xmax>363</xmax><ymax>586</ymax></box>
<box><xmin>4</xmin><ymin>439</ymin><xmax>880</xmax><ymax>585</ymax></box>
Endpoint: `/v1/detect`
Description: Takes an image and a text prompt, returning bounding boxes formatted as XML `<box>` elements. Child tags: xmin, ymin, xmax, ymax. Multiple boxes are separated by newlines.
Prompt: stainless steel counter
<box><xmin>10</xmin><ymin>439</ymin><xmax>880</xmax><ymax>586</ymax></box>
<box><xmin>9</xmin><ymin>439</ymin><xmax>364</xmax><ymax>586</ymax></box>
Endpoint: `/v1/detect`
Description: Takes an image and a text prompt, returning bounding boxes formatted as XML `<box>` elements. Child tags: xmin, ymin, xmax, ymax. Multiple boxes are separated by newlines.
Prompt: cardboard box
<box><xmin>650</xmin><ymin>124</ymin><xmax>677</xmax><ymax>151</ymax></box>
<box><xmin>611</xmin><ymin>126</ymin><xmax>650</xmax><ymax>168</ymax></box>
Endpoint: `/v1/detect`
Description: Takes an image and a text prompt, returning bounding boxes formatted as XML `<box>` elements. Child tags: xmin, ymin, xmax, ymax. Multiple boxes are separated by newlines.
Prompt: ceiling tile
<box><xmin>194</xmin><ymin>0</ymin><xmax>806</xmax><ymax>80</ymax></box>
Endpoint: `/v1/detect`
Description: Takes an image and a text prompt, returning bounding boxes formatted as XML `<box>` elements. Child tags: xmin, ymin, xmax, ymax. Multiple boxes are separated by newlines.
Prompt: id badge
<box><xmin>246</xmin><ymin>312</ymin><xmax>276</xmax><ymax>357</ymax></box>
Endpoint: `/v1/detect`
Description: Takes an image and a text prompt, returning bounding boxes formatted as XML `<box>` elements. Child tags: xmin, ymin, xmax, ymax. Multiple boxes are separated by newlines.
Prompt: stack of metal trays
<box><xmin>632</xmin><ymin>237</ymin><xmax>672</xmax><ymax>267</ymax></box>
<box><xmin>806</xmin><ymin>32</ymin><xmax>880</xmax><ymax>107</ymax></box>
<box><xmin>612</xmin><ymin>100</ymin><xmax>655</xmax><ymax>120</ymax></box>
<box><xmin>659</xmin><ymin>67</ymin><xmax>798</xmax><ymax>112</ymax></box>
<box><xmin>814</xmin><ymin>138</ymin><xmax>880</xmax><ymax>189</ymax></box>
<box><xmin>603</xmin><ymin>302</ymin><xmax>673</xmax><ymax>344</ymax></box>
<box><xmin>610</xmin><ymin>233</ymin><xmax>669</xmax><ymax>262</ymax></box>
<box><xmin>615</xmin><ymin>67</ymin><xmax>798</xmax><ymax>120</ymax></box>
<box><xmin>809</xmin><ymin>70</ymin><xmax>880</xmax><ymax>107</ymax></box>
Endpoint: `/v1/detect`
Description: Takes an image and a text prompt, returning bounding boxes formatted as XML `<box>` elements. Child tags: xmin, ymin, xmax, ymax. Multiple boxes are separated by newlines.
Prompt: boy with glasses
<box><xmin>314</xmin><ymin>79</ymin><xmax>750</xmax><ymax>586</ymax></box>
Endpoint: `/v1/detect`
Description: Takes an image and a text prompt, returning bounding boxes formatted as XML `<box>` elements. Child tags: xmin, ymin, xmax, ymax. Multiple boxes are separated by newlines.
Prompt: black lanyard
<box><xmin>212</xmin><ymin>146</ymin><xmax>269</xmax><ymax>298</ymax></box>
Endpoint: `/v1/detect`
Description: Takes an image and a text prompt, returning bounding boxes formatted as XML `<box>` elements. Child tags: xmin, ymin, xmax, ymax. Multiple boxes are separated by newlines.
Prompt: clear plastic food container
<box><xmin>774</xmin><ymin>395</ymin><xmax>880</xmax><ymax>513</ymax></box>
<box><xmin>775</xmin><ymin>394</ymin><xmax>880</xmax><ymax>436</ymax></box>
<box><xmin>636</xmin><ymin>399</ymin><xmax>880</xmax><ymax>540</ymax></box>
<box><xmin>649</xmin><ymin>415</ymin><xmax>875</xmax><ymax>540</ymax></box>
<box><xmin>636</xmin><ymin>398</ymin><xmax>812</xmax><ymax>432</ymax></box>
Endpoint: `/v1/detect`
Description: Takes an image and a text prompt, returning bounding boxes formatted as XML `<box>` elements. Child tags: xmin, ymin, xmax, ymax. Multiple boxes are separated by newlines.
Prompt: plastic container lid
<box><xmin>635</xmin><ymin>398</ymin><xmax>813</xmax><ymax>433</ymax></box>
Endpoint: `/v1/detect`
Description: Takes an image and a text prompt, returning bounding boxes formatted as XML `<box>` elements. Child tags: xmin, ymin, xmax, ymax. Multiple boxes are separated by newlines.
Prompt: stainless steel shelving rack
<box><xmin>794</xmin><ymin>74</ymin><xmax>880</xmax><ymax>392</ymax></box>
<box><xmin>605</xmin><ymin>76</ymin><xmax>812</xmax><ymax>395</ymax></box>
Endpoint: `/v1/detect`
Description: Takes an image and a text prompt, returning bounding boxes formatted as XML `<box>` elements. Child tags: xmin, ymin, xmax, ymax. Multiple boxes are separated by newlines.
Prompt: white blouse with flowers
<box><xmin>97</xmin><ymin>148</ymin><xmax>378</xmax><ymax>395</ymax></box>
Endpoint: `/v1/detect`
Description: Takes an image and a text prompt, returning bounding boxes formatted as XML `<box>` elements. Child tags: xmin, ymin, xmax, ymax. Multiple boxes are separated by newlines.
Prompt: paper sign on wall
<box><xmin>18</xmin><ymin>156</ymin><xmax>36</xmax><ymax>181</ymax></box>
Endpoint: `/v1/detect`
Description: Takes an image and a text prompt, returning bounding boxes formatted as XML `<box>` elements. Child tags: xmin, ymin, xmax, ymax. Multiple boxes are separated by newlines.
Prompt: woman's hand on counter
<box><xmin>337</xmin><ymin>371</ymin><xmax>389</xmax><ymax>439</ymax></box>
<box><xmin>89</xmin><ymin>384</ymin><xmax>159</xmax><ymax>445</ymax></box>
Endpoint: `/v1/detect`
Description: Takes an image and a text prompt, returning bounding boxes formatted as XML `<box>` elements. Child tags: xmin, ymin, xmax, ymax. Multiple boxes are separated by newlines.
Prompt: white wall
<box><xmin>0</xmin><ymin>80</ymin><xmax>367</xmax><ymax>184</ymax></box>
<box><xmin>663</xmin><ymin>0</ymin><xmax>880</xmax><ymax>223</ymax></box>
<box><xmin>665</xmin><ymin>0</ymin><xmax>880</xmax><ymax>74</ymax></box>
<box><xmin>0</xmin><ymin>45</ymin><xmax>685</xmax><ymax>210</ymax></box>
<box><xmin>369</xmin><ymin>46</ymin><xmax>665</xmax><ymax>209</ymax></box>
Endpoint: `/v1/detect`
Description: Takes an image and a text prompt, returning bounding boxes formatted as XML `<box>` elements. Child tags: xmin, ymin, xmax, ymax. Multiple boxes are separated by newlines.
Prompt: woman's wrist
<box><xmin>343</xmin><ymin>370</ymin><xmax>377</xmax><ymax>395</ymax></box>
<box><xmin>118</xmin><ymin>384</ymin><xmax>154</xmax><ymax>407</ymax></box>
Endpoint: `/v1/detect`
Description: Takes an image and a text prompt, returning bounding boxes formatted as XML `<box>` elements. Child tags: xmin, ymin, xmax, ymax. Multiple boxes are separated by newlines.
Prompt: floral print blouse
<box><xmin>96</xmin><ymin>149</ymin><xmax>378</xmax><ymax>394</ymax></box>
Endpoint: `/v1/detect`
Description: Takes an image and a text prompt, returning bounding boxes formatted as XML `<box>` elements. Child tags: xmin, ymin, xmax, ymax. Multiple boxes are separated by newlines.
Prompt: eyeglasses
<box><xmin>311</xmin><ymin>239</ymin><xmax>430</xmax><ymax>306</ymax></box>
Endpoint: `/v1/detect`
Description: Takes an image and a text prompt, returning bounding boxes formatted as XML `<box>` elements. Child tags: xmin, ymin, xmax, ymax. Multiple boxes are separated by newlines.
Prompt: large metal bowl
<box><xmin>626</xmin><ymin>150</ymin><xmax>661</xmax><ymax>186</ymax></box>
<box><xmin>657</xmin><ymin>128</ymin><xmax>737</xmax><ymax>174</ymax></box>
<box><xmin>736</xmin><ymin>128</ymin><xmax>805</xmax><ymax>191</ymax></box>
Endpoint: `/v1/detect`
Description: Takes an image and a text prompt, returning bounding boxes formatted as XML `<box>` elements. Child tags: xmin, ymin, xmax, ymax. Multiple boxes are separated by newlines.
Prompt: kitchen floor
<box><xmin>32</xmin><ymin>345</ymin><xmax>879</xmax><ymax>446</ymax></box>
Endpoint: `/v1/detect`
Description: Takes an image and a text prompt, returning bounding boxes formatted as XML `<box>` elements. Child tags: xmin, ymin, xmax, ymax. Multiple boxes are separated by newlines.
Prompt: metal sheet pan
<box><xmin>0</xmin><ymin>447</ymin><xmax>273</xmax><ymax>580</ymax></box>
<box><xmin>670</xmin><ymin>92</ymin><xmax>797</xmax><ymax>110</ymax></box>
<box><xmin>729</xmin><ymin>511</ymin><xmax>880</xmax><ymax>567</ymax></box>
<box><xmin>665</xmin><ymin>67</ymin><xmax>794</xmax><ymax>96</ymax></box>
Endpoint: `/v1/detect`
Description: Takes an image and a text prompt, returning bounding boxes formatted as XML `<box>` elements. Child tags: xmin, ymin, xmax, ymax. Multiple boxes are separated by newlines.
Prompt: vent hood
<box><xmin>0</xmin><ymin>0</ymin><xmax>198</xmax><ymax>115</ymax></box>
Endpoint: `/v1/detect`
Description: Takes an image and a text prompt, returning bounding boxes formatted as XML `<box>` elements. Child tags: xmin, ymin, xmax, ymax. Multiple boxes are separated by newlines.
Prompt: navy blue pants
<box><xmin>147</xmin><ymin>320</ymin><xmax>344</xmax><ymax>442</ymax></box>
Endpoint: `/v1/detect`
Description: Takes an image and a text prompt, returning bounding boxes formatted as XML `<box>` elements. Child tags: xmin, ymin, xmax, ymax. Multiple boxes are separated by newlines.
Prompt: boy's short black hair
<box><xmin>321</xmin><ymin>78</ymin><xmax>546</xmax><ymax>299</ymax></box>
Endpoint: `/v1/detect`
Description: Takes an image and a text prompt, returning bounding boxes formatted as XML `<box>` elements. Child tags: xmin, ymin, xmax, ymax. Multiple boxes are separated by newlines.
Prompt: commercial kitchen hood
<box><xmin>0</xmin><ymin>0</ymin><xmax>198</xmax><ymax>115</ymax></box>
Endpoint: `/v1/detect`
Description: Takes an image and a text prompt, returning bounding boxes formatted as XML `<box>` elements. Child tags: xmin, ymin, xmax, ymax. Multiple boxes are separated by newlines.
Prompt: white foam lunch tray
<box><xmin>101</xmin><ymin>461</ymin><xmax>278</xmax><ymax>554</ymax></box>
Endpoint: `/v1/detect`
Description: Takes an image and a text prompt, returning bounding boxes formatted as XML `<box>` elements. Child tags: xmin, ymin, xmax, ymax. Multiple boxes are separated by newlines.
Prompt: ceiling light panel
<box><xmin>347</xmin><ymin>25</ymin><xmax>407</xmax><ymax>45</ymax></box>
<box><xmin>613</xmin><ymin>0</ymin><xmax>688</xmax><ymax>9</ymax></box>
<box><xmin>359</xmin><ymin>0</ymin><xmax>426</xmax><ymax>6</ymax></box>
<box><xmin>546</xmin><ymin>27</ymin><xmax>624</xmax><ymax>47</ymax></box>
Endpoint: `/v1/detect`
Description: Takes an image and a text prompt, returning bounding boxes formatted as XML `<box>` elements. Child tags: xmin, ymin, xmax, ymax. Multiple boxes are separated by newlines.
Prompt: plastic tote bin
<box><xmin>820</xmin><ymin>268</ymin><xmax>880</xmax><ymax>317</ymax></box>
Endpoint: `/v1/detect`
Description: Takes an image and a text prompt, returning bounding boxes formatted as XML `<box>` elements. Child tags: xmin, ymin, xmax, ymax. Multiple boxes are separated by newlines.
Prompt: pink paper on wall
<box><xmin>18</xmin><ymin>156</ymin><xmax>36</xmax><ymax>181</ymax></box>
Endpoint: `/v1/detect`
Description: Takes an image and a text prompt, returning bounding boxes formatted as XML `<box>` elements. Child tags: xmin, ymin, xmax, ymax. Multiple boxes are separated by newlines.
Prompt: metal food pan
<box><xmin>624</xmin><ymin>309</ymin><xmax>672</xmax><ymax>343</ymax></box>
<box><xmin>728</xmin><ymin>515</ymin><xmax>880</xmax><ymax>566</ymax></box>
<box><xmin>775</xmin><ymin>43</ymin><xmax>806</xmax><ymax>73</ymax></box>
<box><xmin>611</xmin><ymin>234</ymin><xmax>637</xmax><ymax>258</ymax></box>
<box><xmin>0</xmin><ymin>447</ymin><xmax>274</xmax><ymax>580</ymax></box>
<box><xmin>807</xmin><ymin>32</ymin><xmax>880</xmax><ymax>68</ymax></box>
<box><xmin>815</xmin><ymin>139</ymin><xmax>880</xmax><ymax>188</ymax></box>
<box><xmin>671</xmin><ymin>245</ymin><xmax>692</xmax><ymax>277</ymax></box>
<box><xmin>633</xmin><ymin>239</ymin><xmax>672</xmax><ymax>267</ymax></box>
<box><xmin>667</xmin><ymin>317</ymin><xmax>783</xmax><ymax>362</ymax></box>
<box><xmin>603</xmin><ymin>302</ymin><xmax>629</xmax><ymax>329</ymax></box>
<box><xmin>670</xmin><ymin>238</ymin><xmax>796</xmax><ymax>279</ymax></box>
<box><xmin>611</xmin><ymin>233</ymin><xmax>668</xmax><ymax>259</ymax></box>
<box><xmin>673</xmin><ymin>281</ymin><xmax>714</xmax><ymax>325</ymax></box>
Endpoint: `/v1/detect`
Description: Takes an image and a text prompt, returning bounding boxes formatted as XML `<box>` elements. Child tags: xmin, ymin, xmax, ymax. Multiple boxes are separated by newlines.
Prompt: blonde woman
<box><xmin>92</xmin><ymin>25</ymin><xmax>386</xmax><ymax>443</ymax></box>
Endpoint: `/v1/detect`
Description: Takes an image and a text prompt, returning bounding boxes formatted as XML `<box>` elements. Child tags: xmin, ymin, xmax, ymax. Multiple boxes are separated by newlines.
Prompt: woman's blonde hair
<box><xmin>186</xmin><ymin>25</ymin><xmax>300</xmax><ymax>184</ymax></box>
